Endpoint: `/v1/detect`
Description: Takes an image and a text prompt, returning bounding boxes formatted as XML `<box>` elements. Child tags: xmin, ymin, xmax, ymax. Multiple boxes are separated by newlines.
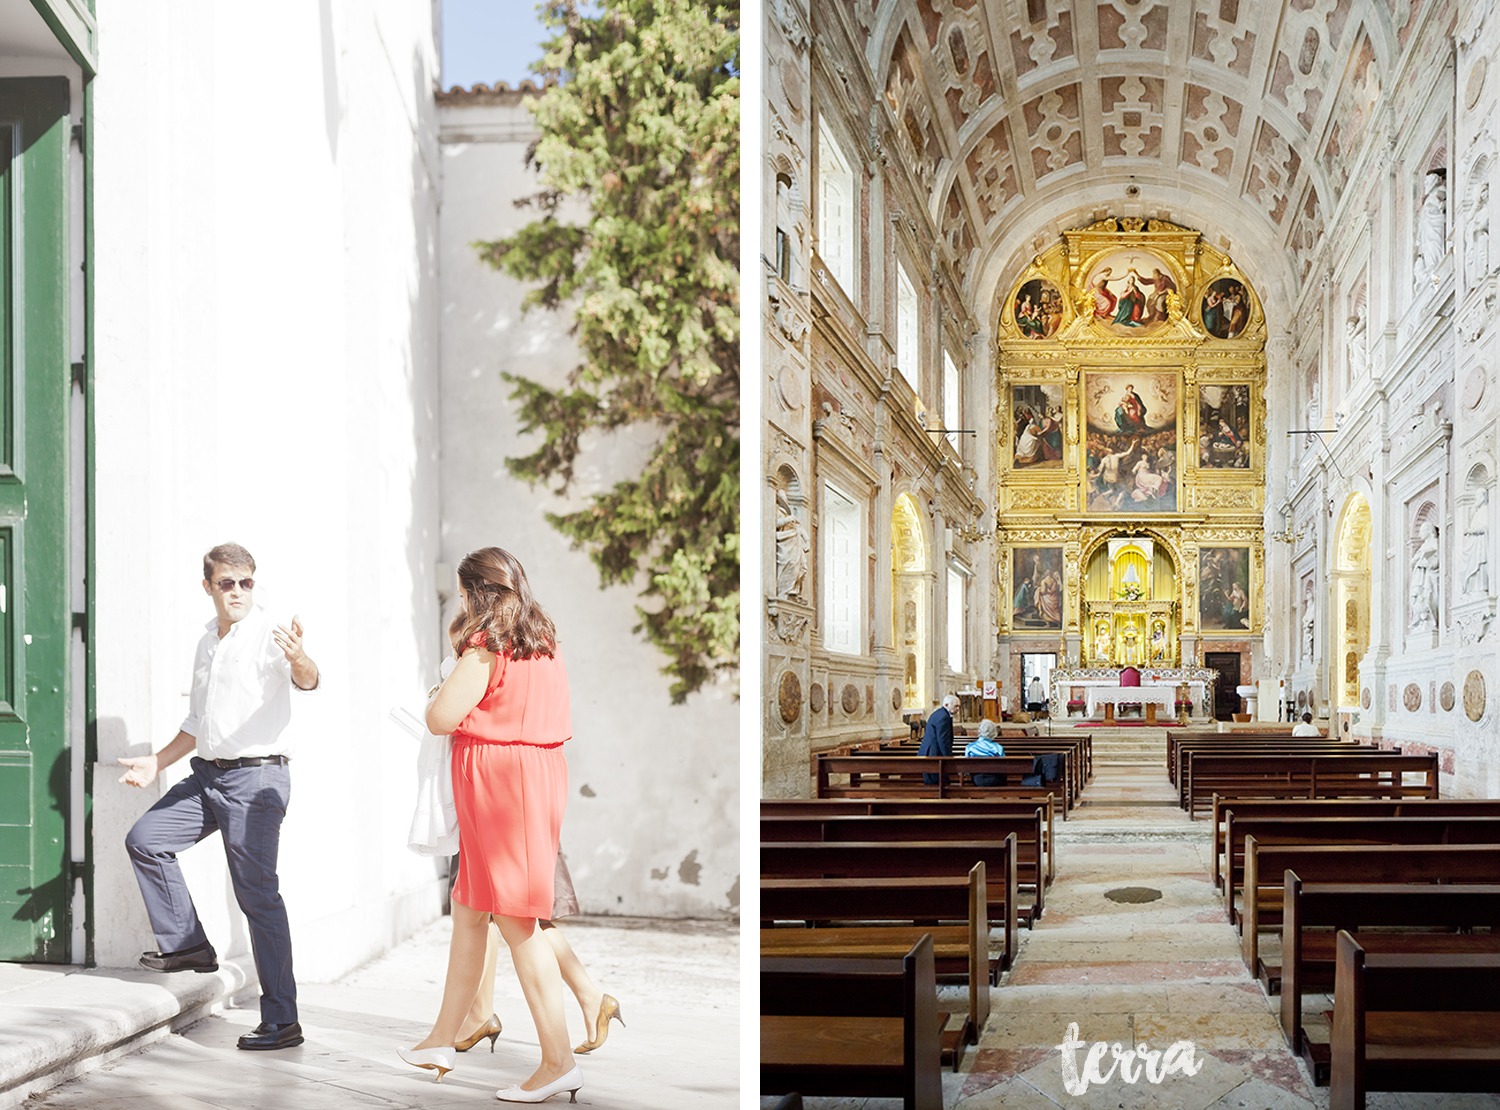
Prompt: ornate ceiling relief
<box><xmin>1246</xmin><ymin>121</ymin><xmax>1302</xmax><ymax>226</ymax></box>
<box><xmin>1097</xmin><ymin>0</ymin><xmax>1168</xmax><ymax>54</ymax></box>
<box><xmin>885</xmin><ymin>28</ymin><xmax>944</xmax><ymax>192</ymax></box>
<box><xmin>1288</xmin><ymin>187</ymin><xmax>1326</xmax><ymax>283</ymax></box>
<box><xmin>1267</xmin><ymin>0</ymin><xmax>1351</xmax><ymax>132</ymax></box>
<box><xmin>1320</xmin><ymin>33</ymin><xmax>1382</xmax><ymax>202</ymax></box>
<box><xmin>1100</xmin><ymin>75</ymin><xmax>1165</xmax><ymax>160</ymax></box>
<box><xmin>918</xmin><ymin>0</ymin><xmax>997</xmax><ymax>128</ymax></box>
<box><xmin>1182</xmin><ymin>85</ymin><xmax>1243</xmax><ymax>177</ymax></box>
<box><xmin>1024</xmin><ymin>83</ymin><xmax>1085</xmax><ymax>179</ymax></box>
<box><xmin>966</xmin><ymin>120</ymin><xmax>1020</xmax><ymax>224</ymax></box>
<box><xmin>1189</xmin><ymin>2</ymin><xmax>1256</xmax><ymax>75</ymax></box>
<box><xmin>1009</xmin><ymin>0</ymin><xmax>1077</xmax><ymax>74</ymax></box>
<box><xmin>944</xmin><ymin>183</ymin><xmax>979</xmax><ymax>288</ymax></box>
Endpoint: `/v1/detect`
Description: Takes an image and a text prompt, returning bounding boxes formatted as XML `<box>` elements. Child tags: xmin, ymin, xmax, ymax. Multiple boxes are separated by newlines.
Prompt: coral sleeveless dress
<box><xmin>449</xmin><ymin>640</ymin><xmax>570</xmax><ymax>918</ymax></box>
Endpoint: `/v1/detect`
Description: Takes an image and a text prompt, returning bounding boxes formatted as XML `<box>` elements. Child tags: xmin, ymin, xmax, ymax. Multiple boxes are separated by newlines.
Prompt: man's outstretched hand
<box><xmin>118</xmin><ymin>754</ymin><xmax>159</xmax><ymax>789</ymax></box>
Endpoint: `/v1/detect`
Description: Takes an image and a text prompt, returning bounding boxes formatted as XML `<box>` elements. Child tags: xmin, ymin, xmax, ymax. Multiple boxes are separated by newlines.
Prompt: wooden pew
<box><xmin>1279</xmin><ymin>873</ymin><xmax>1500</xmax><ymax>1082</ymax></box>
<box><xmin>1237</xmin><ymin>839</ymin><xmax>1500</xmax><ymax>978</ymax></box>
<box><xmin>1172</xmin><ymin>738</ymin><xmax>1367</xmax><ymax>790</ymax></box>
<box><xmin>1167</xmin><ymin>729</ymin><xmax>1318</xmax><ymax>780</ymax></box>
<box><xmin>1221</xmin><ymin>814</ymin><xmax>1500</xmax><ymax>926</ymax></box>
<box><xmin>761</xmin><ymin>808</ymin><xmax>1046</xmax><ymax>923</ymax></box>
<box><xmin>761</xmin><ymin>862</ymin><xmax>988</xmax><ymax>1064</ymax></box>
<box><xmin>901</xmin><ymin>736</ymin><xmax>1090</xmax><ymax>807</ymax></box>
<box><xmin>1211</xmin><ymin>797</ymin><xmax>1500</xmax><ymax>892</ymax></box>
<box><xmin>1330</xmin><ymin>930</ymin><xmax>1500</xmax><ymax>1110</ymax></box>
<box><xmin>816</xmin><ymin>754</ymin><xmax>1067</xmax><ymax>815</ymax></box>
<box><xmin>1173</xmin><ymin>740</ymin><xmax>1371</xmax><ymax>797</ymax></box>
<box><xmin>762</xmin><ymin>934</ymin><xmax>943</xmax><ymax>1110</ymax></box>
<box><xmin>1184</xmin><ymin>752</ymin><xmax>1439</xmax><ymax>816</ymax></box>
<box><xmin>760</xmin><ymin>837</ymin><xmax>1019</xmax><ymax>972</ymax></box>
<box><xmin>760</xmin><ymin>797</ymin><xmax>1056</xmax><ymax>884</ymax></box>
<box><xmin>1169</xmin><ymin>729</ymin><xmax>1301</xmax><ymax>776</ymax></box>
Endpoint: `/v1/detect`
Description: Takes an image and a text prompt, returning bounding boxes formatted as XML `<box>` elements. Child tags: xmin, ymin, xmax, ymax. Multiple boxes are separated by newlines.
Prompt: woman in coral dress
<box><xmin>398</xmin><ymin>547</ymin><xmax>582</xmax><ymax>1103</ymax></box>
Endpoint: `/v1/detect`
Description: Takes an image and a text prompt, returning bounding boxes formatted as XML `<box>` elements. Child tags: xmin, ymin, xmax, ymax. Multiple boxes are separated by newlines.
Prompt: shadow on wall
<box><xmin>8</xmin><ymin>745</ymin><xmax>68</xmax><ymax>961</ymax></box>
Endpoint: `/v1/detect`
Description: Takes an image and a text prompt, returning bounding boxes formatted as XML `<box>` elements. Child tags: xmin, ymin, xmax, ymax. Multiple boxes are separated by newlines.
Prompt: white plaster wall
<box><xmin>89</xmin><ymin>0</ymin><xmax>448</xmax><ymax>976</ymax></box>
<box><xmin>437</xmin><ymin>97</ymin><xmax>739</xmax><ymax>919</ymax></box>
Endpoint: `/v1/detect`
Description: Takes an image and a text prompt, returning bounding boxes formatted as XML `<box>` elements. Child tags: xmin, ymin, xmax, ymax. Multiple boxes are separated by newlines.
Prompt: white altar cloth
<box><xmin>1086</xmin><ymin>685</ymin><xmax>1178</xmax><ymax>716</ymax></box>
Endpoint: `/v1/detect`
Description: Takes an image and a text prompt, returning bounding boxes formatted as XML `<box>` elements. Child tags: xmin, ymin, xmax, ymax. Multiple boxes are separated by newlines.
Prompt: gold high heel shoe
<box><xmin>573</xmin><ymin>994</ymin><xmax>624</xmax><ymax>1054</ymax></box>
<box><xmin>455</xmin><ymin>1014</ymin><xmax>502</xmax><ymax>1053</ymax></box>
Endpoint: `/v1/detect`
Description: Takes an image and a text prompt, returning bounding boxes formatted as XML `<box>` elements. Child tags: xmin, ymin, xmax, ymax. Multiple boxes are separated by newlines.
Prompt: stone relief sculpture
<box><xmin>774</xmin><ymin>488</ymin><xmax>809</xmax><ymax>599</ymax></box>
<box><xmin>1464</xmin><ymin>486</ymin><xmax>1491</xmax><ymax>596</ymax></box>
<box><xmin>1408</xmin><ymin>520</ymin><xmax>1440</xmax><ymax>630</ymax></box>
<box><xmin>1345</xmin><ymin>314</ymin><xmax>1366</xmax><ymax>380</ymax></box>
<box><xmin>1470</xmin><ymin>182</ymin><xmax>1491</xmax><ymax>287</ymax></box>
<box><xmin>1413</xmin><ymin>169</ymin><xmax>1448</xmax><ymax>289</ymax></box>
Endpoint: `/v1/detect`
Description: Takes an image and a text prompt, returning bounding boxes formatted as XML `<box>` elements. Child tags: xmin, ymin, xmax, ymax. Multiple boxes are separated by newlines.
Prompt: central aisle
<box><xmin>945</xmin><ymin>741</ymin><xmax>1317</xmax><ymax>1110</ymax></box>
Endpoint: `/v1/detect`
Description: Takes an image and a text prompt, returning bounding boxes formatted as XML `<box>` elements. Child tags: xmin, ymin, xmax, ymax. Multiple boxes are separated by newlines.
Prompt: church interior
<box><xmin>759</xmin><ymin>0</ymin><xmax>1500</xmax><ymax>1105</ymax></box>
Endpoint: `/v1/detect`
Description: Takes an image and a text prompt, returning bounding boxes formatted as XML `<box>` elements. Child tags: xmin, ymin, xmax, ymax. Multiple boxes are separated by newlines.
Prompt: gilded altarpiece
<box><xmin>995</xmin><ymin>219</ymin><xmax>1266</xmax><ymax>692</ymax></box>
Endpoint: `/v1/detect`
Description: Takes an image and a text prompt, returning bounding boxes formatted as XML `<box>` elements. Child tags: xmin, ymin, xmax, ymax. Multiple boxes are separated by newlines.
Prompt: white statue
<box><xmin>1303</xmin><ymin>610</ymin><xmax>1315</xmax><ymax>662</ymax></box>
<box><xmin>774</xmin><ymin>488</ymin><xmax>809</xmax><ymax>600</ymax></box>
<box><xmin>1470</xmin><ymin>183</ymin><xmax>1491</xmax><ymax>287</ymax></box>
<box><xmin>1408</xmin><ymin>521</ymin><xmax>1440</xmax><ymax>630</ymax></box>
<box><xmin>1414</xmin><ymin>170</ymin><xmax>1448</xmax><ymax>288</ymax></box>
<box><xmin>1345</xmin><ymin>314</ymin><xmax>1366</xmax><ymax>380</ymax></box>
<box><xmin>1464</xmin><ymin>486</ymin><xmax>1491</xmax><ymax>596</ymax></box>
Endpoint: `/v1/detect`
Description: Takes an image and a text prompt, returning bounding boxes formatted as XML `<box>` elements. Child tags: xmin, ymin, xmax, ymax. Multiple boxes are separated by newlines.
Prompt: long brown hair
<box><xmin>449</xmin><ymin>547</ymin><xmax>557</xmax><ymax>660</ymax></box>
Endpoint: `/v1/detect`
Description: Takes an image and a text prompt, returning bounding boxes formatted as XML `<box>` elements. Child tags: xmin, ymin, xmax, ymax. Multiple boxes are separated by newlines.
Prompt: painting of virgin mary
<box><xmin>1083</xmin><ymin>251</ymin><xmax>1177</xmax><ymax>337</ymax></box>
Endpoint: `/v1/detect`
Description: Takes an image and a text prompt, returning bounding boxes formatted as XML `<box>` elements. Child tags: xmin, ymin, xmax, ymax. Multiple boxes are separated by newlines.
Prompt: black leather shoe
<box><xmin>237</xmin><ymin>1021</ymin><xmax>304</xmax><ymax>1050</ymax></box>
<box><xmin>139</xmin><ymin>942</ymin><xmax>218</xmax><ymax>973</ymax></box>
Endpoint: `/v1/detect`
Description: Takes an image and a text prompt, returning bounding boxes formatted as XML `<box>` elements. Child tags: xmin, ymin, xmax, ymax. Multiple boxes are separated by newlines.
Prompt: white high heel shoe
<box><xmin>397</xmin><ymin>1045</ymin><xmax>456</xmax><ymax>1082</ymax></box>
<box><xmin>495</xmin><ymin>1064</ymin><xmax>583</xmax><ymax>1103</ymax></box>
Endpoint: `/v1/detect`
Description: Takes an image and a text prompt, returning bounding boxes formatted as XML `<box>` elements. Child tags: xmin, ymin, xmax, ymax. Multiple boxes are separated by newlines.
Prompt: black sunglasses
<box><xmin>215</xmin><ymin>577</ymin><xmax>255</xmax><ymax>592</ymax></box>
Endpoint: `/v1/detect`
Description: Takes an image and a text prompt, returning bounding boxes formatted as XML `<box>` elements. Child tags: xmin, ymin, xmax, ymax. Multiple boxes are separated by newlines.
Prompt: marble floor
<box><xmin>773</xmin><ymin>736</ymin><xmax>1500</xmax><ymax>1110</ymax></box>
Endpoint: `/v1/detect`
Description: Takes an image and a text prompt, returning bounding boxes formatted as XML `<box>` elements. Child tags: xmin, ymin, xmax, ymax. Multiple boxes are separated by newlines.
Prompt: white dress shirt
<box><xmin>180</xmin><ymin>606</ymin><xmax>314</xmax><ymax>760</ymax></box>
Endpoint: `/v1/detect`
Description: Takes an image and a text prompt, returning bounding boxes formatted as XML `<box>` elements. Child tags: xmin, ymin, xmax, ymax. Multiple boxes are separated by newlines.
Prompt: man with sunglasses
<box><xmin>118</xmin><ymin>542</ymin><xmax>319</xmax><ymax>1051</ymax></box>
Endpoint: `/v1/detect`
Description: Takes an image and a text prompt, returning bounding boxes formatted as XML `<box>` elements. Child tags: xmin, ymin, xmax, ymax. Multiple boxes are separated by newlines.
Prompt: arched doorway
<box><xmin>1333</xmin><ymin>494</ymin><xmax>1372</xmax><ymax>709</ymax></box>
<box><xmin>892</xmin><ymin>493</ymin><xmax>929</xmax><ymax>712</ymax></box>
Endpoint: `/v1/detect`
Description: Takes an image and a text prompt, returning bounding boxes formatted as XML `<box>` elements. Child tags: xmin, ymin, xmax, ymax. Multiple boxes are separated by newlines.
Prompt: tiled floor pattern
<box><xmin>776</xmin><ymin>749</ymin><xmax>1500</xmax><ymax>1110</ymax></box>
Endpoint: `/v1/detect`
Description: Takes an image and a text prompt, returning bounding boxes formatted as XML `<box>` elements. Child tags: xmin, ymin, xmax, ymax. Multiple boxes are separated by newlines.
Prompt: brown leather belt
<box><xmin>212</xmin><ymin>755</ymin><xmax>289</xmax><ymax>769</ymax></box>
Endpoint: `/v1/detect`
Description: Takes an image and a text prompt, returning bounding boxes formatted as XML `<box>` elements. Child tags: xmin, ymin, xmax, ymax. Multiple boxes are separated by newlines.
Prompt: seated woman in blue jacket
<box><xmin>964</xmin><ymin>718</ymin><xmax>1006</xmax><ymax>786</ymax></box>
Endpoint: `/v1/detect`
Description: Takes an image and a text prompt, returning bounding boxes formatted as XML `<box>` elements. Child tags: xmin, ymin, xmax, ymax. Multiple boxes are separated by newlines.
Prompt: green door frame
<box><xmin>0</xmin><ymin>77</ymin><xmax>75</xmax><ymax>962</ymax></box>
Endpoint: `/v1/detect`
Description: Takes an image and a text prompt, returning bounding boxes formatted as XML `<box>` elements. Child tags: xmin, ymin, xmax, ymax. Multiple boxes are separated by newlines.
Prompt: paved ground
<box><xmin>27</xmin><ymin>915</ymin><xmax>737</xmax><ymax>1109</ymax></box>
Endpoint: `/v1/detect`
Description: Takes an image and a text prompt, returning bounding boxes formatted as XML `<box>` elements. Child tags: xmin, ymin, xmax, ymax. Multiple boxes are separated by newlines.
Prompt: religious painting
<box><xmin>1012</xmin><ymin>547</ymin><xmax>1064</xmax><ymax>631</ymax></box>
<box><xmin>1011</xmin><ymin>383</ymin><xmax>1065</xmax><ymax>469</ymax></box>
<box><xmin>1201</xmin><ymin>277</ymin><xmax>1251</xmax><ymax>339</ymax></box>
<box><xmin>1199</xmin><ymin>547</ymin><xmax>1251</xmax><ymax>630</ymax></box>
<box><xmin>1083</xmin><ymin>250</ymin><xmax>1178</xmax><ymax>337</ymax></box>
<box><xmin>1014</xmin><ymin>278</ymin><xmax>1064</xmax><ymax>339</ymax></box>
<box><xmin>1083</xmin><ymin>371</ymin><xmax>1178</xmax><ymax>512</ymax></box>
<box><xmin>1197</xmin><ymin>384</ymin><xmax>1252</xmax><ymax>469</ymax></box>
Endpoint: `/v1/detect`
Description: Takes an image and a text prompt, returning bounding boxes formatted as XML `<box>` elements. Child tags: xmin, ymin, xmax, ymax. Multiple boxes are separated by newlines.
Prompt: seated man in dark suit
<box><xmin>919</xmin><ymin>694</ymin><xmax>960</xmax><ymax>785</ymax></box>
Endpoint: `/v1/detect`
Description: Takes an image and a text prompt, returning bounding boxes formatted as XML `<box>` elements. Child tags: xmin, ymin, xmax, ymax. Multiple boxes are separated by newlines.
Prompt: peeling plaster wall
<box><xmin>437</xmin><ymin>96</ymin><xmax>738</xmax><ymax>918</ymax></box>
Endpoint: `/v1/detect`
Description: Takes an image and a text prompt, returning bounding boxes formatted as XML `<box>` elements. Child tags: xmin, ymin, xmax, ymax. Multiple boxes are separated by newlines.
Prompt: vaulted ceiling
<box><xmin>835</xmin><ymin>0</ymin><xmax>1436</xmax><ymax>323</ymax></box>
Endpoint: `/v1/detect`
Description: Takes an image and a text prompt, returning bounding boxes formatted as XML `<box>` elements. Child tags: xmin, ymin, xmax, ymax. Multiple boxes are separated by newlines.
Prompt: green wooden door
<box><xmin>0</xmin><ymin>78</ymin><xmax>71</xmax><ymax>962</ymax></box>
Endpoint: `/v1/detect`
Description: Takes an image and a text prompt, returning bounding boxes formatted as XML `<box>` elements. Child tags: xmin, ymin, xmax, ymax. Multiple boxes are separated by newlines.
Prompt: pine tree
<box><xmin>477</xmin><ymin>0</ymin><xmax>739</xmax><ymax>703</ymax></box>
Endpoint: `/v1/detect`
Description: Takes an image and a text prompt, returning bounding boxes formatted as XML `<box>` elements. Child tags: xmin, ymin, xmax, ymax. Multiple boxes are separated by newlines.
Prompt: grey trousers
<box><xmin>125</xmin><ymin>756</ymin><xmax>297</xmax><ymax>1023</ymax></box>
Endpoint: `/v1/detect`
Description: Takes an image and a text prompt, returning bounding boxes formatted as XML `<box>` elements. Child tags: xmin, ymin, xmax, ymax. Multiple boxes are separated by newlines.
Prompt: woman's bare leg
<box><xmin>542</xmin><ymin>924</ymin><xmax>605</xmax><ymax>1040</ymax></box>
<box><xmin>458</xmin><ymin>921</ymin><xmax>501</xmax><ymax>1039</ymax></box>
<box><xmin>495</xmin><ymin>914</ymin><xmax>572</xmax><ymax>1088</ymax></box>
<box><xmin>413</xmin><ymin>900</ymin><xmax>491</xmax><ymax>1049</ymax></box>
